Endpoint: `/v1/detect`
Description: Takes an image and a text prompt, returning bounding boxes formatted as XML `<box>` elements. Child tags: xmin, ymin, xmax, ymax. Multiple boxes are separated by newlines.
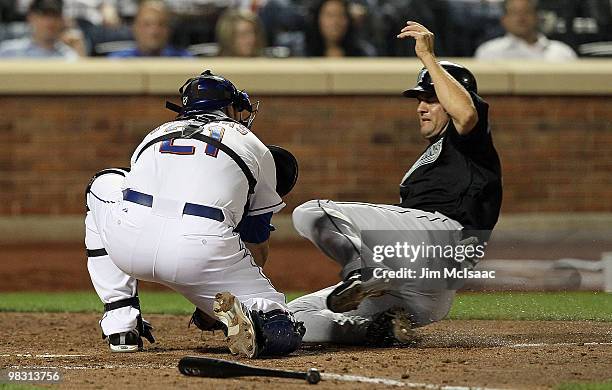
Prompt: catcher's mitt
<box><xmin>268</xmin><ymin>145</ymin><xmax>298</xmax><ymax>197</ymax></box>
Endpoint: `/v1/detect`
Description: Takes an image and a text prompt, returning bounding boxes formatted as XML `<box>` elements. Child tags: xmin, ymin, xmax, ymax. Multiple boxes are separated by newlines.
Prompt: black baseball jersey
<box><xmin>398</xmin><ymin>92</ymin><xmax>502</xmax><ymax>231</ymax></box>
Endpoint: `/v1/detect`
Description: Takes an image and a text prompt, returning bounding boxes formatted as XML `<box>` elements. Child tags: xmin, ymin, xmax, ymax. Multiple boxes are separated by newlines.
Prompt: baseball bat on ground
<box><xmin>179</xmin><ymin>356</ymin><xmax>500</xmax><ymax>389</ymax></box>
<box><xmin>178</xmin><ymin>356</ymin><xmax>321</xmax><ymax>384</ymax></box>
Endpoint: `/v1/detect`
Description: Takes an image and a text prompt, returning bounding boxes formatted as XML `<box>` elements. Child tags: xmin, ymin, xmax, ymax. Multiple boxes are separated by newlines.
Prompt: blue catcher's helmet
<box><xmin>167</xmin><ymin>70</ymin><xmax>258</xmax><ymax>127</ymax></box>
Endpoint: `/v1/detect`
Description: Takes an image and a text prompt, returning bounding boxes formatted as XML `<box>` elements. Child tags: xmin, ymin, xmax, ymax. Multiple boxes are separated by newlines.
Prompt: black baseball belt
<box><xmin>122</xmin><ymin>189</ymin><xmax>225</xmax><ymax>222</ymax></box>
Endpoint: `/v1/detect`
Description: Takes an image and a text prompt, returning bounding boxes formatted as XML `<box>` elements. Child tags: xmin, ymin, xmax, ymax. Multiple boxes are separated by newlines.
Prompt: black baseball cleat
<box><xmin>365</xmin><ymin>307</ymin><xmax>417</xmax><ymax>347</ymax></box>
<box><xmin>108</xmin><ymin>330</ymin><xmax>143</xmax><ymax>353</ymax></box>
<box><xmin>326</xmin><ymin>270</ymin><xmax>391</xmax><ymax>313</ymax></box>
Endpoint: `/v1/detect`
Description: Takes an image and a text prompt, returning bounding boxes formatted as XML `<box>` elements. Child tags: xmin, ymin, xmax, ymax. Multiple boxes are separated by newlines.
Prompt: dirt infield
<box><xmin>1</xmin><ymin>313</ymin><xmax>611</xmax><ymax>389</ymax></box>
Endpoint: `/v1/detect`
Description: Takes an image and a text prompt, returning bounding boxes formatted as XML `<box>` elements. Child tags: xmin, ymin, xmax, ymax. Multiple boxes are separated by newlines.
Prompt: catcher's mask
<box><xmin>166</xmin><ymin>70</ymin><xmax>260</xmax><ymax>128</ymax></box>
<box><xmin>403</xmin><ymin>61</ymin><xmax>478</xmax><ymax>98</ymax></box>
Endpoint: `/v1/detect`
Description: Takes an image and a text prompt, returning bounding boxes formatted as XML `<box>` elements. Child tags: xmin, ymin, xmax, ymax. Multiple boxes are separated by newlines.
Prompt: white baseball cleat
<box><xmin>213</xmin><ymin>292</ymin><xmax>259</xmax><ymax>358</ymax></box>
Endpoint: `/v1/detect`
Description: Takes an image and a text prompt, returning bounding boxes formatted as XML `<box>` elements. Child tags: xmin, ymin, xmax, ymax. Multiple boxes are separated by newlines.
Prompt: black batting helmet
<box><xmin>403</xmin><ymin>61</ymin><xmax>477</xmax><ymax>98</ymax></box>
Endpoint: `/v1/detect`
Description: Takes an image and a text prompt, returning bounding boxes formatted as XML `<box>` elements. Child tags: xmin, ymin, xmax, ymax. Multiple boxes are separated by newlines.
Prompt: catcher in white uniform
<box><xmin>85</xmin><ymin>70</ymin><xmax>304</xmax><ymax>358</ymax></box>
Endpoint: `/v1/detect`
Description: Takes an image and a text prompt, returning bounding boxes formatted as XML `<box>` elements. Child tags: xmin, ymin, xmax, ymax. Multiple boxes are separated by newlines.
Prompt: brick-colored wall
<box><xmin>1</xmin><ymin>94</ymin><xmax>610</xmax><ymax>215</ymax></box>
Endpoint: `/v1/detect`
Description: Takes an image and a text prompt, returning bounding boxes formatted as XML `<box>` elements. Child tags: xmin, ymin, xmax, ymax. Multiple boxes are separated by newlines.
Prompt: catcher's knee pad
<box><xmin>250</xmin><ymin>310</ymin><xmax>305</xmax><ymax>356</ymax></box>
<box><xmin>85</xmin><ymin>167</ymin><xmax>130</xmax><ymax>211</ymax></box>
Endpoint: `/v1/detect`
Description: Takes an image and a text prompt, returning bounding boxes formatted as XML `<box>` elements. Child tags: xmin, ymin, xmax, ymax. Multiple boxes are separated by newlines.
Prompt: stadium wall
<box><xmin>0</xmin><ymin>59</ymin><xmax>610</xmax><ymax>241</ymax></box>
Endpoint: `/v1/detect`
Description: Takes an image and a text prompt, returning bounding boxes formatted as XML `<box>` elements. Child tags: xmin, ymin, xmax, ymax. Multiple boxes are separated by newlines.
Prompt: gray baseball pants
<box><xmin>288</xmin><ymin>199</ymin><xmax>463</xmax><ymax>344</ymax></box>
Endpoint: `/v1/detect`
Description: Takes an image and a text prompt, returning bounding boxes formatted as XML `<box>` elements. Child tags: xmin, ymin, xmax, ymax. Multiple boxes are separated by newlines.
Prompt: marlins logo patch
<box><xmin>400</xmin><ymin>137</ymin><xmax>444</xmax><ymax>184</ymax></box>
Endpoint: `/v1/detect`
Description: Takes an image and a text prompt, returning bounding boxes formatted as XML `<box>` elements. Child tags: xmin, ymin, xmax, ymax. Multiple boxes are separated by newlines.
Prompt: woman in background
<box><xmin>305</xmin><ymin>0</ymin><xmax>375</xmax><ymax>57</ymax></box>
<box><xmin>216</xmin><ymin>9</ymin><xmax>266</xmax><ymax>57</ymax></box>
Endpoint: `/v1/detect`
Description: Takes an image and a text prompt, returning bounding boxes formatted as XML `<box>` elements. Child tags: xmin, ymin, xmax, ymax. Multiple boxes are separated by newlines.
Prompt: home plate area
<box><xmin>1</xmin><ymin>313</ymin><xmax>611</xmax><ymax>389</ymax></box>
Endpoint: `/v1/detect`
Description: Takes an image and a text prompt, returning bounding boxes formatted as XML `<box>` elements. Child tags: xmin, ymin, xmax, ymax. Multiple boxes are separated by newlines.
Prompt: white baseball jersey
<box><xmin>84</xmin><ymin>118</ymin><xmax>289</xmax><ymax>337</ymax></box>
<box><xmin>125</xmin><ymin>119</ymin><xmax>285</xmax><ymax>226</ymax></box>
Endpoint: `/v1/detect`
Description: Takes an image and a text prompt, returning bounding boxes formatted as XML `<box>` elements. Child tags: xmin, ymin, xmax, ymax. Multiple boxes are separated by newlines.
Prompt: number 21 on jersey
<box><xmin>159</xmin><ymin>126</ymin><xmax>225</xmax><ymax>157</ymax></box>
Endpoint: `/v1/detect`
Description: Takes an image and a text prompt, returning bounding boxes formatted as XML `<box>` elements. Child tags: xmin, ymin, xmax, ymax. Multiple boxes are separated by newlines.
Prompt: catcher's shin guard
<box><xmin>250</xmin><ymin>309</ymin><xmax>305</xmax><ymax>357</ymax></box>
<box><xmin>101</xmin><ymin>296</ymin><xmax>156</xmax><ymax>347</ymax></box>
<box><xmin>213</xmin><ymin>292</ymin><xmax>305</xmax><ymax>358</ymax></box>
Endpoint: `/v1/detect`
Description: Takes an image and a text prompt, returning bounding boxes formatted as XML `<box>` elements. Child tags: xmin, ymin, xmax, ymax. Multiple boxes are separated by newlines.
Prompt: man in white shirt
<box><xmin>475</xmin><ymin>0</ymin><xmax>576</xmax><ymax>60</ymax></box>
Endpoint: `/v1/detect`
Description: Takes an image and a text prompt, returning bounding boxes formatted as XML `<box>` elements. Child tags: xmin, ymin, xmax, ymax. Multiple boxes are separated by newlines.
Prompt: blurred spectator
<box><xmin>216</xmin><ymin>8</ymin><xmax>266</xmax><ymax>56</ymax></box>
<box><xmin>63</xmin><ymin>0</ymin><xmax>134</xmax><ymax>55</ymax></box>
<box><xmin>0</xmin><ymin>0</ymin><xmax>81</xmax><ymax>58</ymax></box>
<box><xmin>475</xmin><ymin>0</ymin><xmax>577</xmax><ymax>60</ymax></box>
<box><xmin>108</xmin><ymin>0</ymin><xmax>191</xmax><ymax>57</ymax></box>
<box><xmin>305</xmin><ymin>0</ymin><xmax>376</xmax><ymax>57</ymax></box>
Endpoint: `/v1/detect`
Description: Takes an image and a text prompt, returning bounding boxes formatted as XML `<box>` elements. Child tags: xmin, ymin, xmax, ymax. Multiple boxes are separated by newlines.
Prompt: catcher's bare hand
<box><xmin>397</xmin><ymin>21</ymin><xmax>435</xmax><ymax>61</ymax></box>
